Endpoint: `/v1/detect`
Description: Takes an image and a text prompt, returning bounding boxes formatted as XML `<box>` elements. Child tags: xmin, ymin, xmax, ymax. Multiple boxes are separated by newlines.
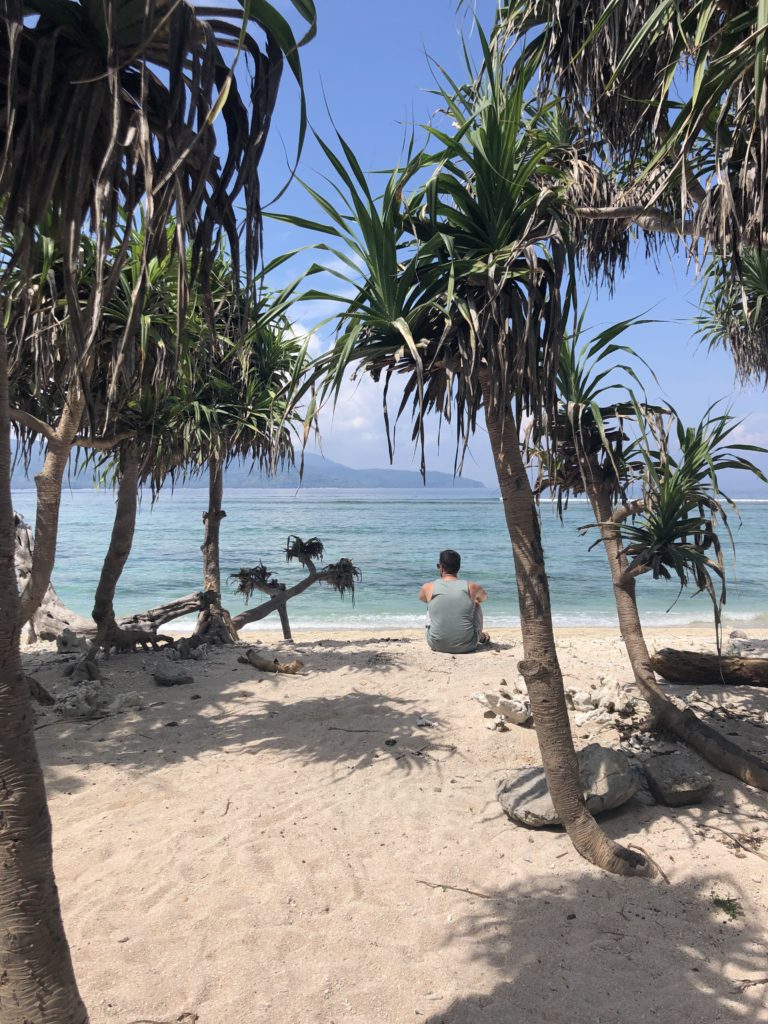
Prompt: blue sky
<box><xmin>255</xmin><ymin>1</ymin><xmax>768</xmax><ymax>492</ymax></box>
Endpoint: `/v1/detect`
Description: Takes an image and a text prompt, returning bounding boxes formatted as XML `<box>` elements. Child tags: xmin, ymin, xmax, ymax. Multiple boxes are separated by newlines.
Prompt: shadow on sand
<box><xmin>414</xmin><ymin>867</ymin><xmax>767</xmax><ymax>1023</ymax></box>
<box><xmin>34</xmin><ymin>640</ymin><xmax>452</xmax><ymax>790</ymax></box>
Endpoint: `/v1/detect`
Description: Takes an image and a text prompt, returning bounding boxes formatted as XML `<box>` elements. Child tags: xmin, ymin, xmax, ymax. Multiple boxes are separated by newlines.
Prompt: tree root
<box><xmin>194</xmin><ymin>605</ymin><xmax>239</xmax><ymax>645</ymax></box>
<box><xmin>650</xmin><ymin>696</ymin><xmax>768</xmax><ymax>792</ymax></box>
<box><xmin>237</xmin><ymin>648</ymin><xmax>304</xmax><ymax>674</ymax></box>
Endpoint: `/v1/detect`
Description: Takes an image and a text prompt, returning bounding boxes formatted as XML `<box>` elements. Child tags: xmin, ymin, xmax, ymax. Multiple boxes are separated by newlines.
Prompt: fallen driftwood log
<box><xmin>237</xmin><ymin>648</ymin><xmax>304</xmax><ymax>675</ymax></box>
<box><xmin>651</xmin><ymin>648</ymin><xmax>768</xmax><ymax>688</ymax></box>
<box><xmin>117</xmin><ymin>592</ymin><xmax>212</xmax><ymax>633</ymax></box>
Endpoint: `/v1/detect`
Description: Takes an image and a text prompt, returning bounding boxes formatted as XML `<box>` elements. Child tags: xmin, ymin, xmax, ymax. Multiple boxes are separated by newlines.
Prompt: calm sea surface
<box><xmin>12</xmin><ymin>487</ymin><xmax>768</xmax><ymax>633</ymax></box>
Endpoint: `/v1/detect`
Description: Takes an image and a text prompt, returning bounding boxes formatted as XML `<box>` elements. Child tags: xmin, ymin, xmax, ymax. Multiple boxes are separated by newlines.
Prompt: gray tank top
<box><xmin>427</xmin><ymin>578</ymin><xmax>477</xmax><ymax>654</ymax></box>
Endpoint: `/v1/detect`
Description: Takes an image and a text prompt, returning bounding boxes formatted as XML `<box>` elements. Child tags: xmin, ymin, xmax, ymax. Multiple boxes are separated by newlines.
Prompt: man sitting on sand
<box><xmin>419</xmin><ymin>549</ymin><xmax>489</xmax><ymax>654</ymax></box>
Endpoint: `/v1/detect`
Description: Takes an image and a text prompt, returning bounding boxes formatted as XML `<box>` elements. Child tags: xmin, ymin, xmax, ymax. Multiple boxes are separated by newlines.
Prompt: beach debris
<box><xmin>475</xmin><ymin>688</ymin><xmax>532</xmax><ymax>727</ymax></box>
<box><xmin>497</xmin><ymin>744</ymin><xmax>637</xmax><ymax>828</ymax></box>
<box><xmin>726</xmin><ymin>636</ymin><xmax>768</xmax><ymax>658</ymax></box>
<box><xmin>237</xmin><ymin>648</ymin><xmax>304</xmax><ymax>675</ymax></box>
<box><xmin>565</xmin><ymin>677</ymin><xmax>636</xmax><ymax>718</ymax></box>
<box><xmin>63</xmin><ymin>656</ymin><xmax>102</xmax><ymax>683</ymax></box>
<box><xmin>416</xmin><ymin>717</ymin><xmax>437</xmax><ymax>728</ymax></box>
<box><xmin>53</xmin><ymin>680</ymin><xmax>144</xmax><ymax>719</ymax></box>
<box><xmin>643</xmin><ymin>753</ymin><xmax>713</xmax><ymax>806</ymax></box>
<box><xmin>107</xmin><ymin>691</ymin><xmax>143</xmax><ymax>715</ymax></box>
<box><xmin>56</xmin><ymin>628</ymin><xmax>89</xmax><ymax>656</ymax></box>
<box><xmin>153</xmin><ymin>665</ymin><xmax>194</xmax><ymax>687</ymax></box>
<box><xmin>54</xmin><ymin>684</ymin><xmax>104</xmax><ymax>719</ymax></box>
<box><xmin>167</xmin><ymin>638</ymin><xmax>208</xmax><ymax>661</ymax></box>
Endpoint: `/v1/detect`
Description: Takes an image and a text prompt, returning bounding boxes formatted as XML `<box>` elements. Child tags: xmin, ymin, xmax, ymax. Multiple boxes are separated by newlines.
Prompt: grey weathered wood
<box><xmin>651</xmin><ymin>648</ymin><xmax>768</xmax><ymax>688</ymax></box>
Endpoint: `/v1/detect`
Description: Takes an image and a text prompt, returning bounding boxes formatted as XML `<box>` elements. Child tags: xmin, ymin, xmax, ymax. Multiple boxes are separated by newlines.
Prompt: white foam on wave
<box><xmin>168</xmin><ymin>609</ymin><xmax>768</xmax><ymax>633</ymax></box>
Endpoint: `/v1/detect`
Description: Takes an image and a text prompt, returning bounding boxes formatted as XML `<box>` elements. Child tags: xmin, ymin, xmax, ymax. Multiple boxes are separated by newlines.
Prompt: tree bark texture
<box><xmin>194</xmin><ymin>459</ymin><xmax>238</xmax><ymax>643</ymax></box>
<box><xmin>19</xmin><ymin>362</ymin><xmax>92</xmax><ymax>627</ymax></box>
<box><xmin>117</xmin><ymin>592</ymin><xmax>213</xmax><ymax>632</ymax></box>
<box><xmin>92</xmin><ymin>444</ymin><xmax>140</xmax><ymax>647</ymax></box>
<box><xmin>481</xmin><ymin>379</ymin><xmax>653</xmax><ymax>878</ymax></box>
<box><xmin>0</xmin><ymin>329</ymin><xmax>88</xmax><ymax>1022</ymax></box>
<box><xmin>201</xmin><ymin>458</ymin><xmax>224</xmax><ymax>595</ymax></box>
<box><xmin>650</xmin><ymin>648</ymin><xmax>768</xmax><ymax>688</ymax></box>
<box><xmin>589</xmin><ymin>481</ymin><xmax>768</xmax><ymax>791</ymax></box>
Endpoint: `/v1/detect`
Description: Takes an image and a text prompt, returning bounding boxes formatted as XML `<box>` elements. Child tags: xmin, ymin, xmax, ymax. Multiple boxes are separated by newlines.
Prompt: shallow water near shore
<box><xmin>12</xmin><ymin>486</ymin><xmax>768</xmax><ymax>632</ymax></box>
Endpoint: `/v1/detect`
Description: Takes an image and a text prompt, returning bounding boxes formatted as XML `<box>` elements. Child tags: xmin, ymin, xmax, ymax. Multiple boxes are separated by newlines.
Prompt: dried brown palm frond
<box><xmin>500</xmin><ymin>1</ymin><xmax>675</xmax><ymax>163</ymax></box>
<box><xmin>496</xmin><ymin>1</ymin><xmax>768</xmax><ymax>374</ymax></box>
<box><xmin>321</xmin><ymin>558</ymin><xmax>361</xmax><ymax>602</ymax></box>
<box><xmin>0</xmin><ymin>0</ymin><xmax>315</xmax><ymax>365</ymax></box>
<box><xmin>229</xmin><ymin>563</ymin><xmax>285</xmax><ymax>601</ymax></box>
<box><xmin>284</xmin><ymin>535</ymin><xmax>324</xmax><ymax>565</ymax></box>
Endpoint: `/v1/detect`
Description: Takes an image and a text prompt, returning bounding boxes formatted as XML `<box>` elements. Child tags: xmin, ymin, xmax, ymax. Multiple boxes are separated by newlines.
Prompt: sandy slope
<box><xmin>28</xmin><ymin>627</ymin><xmax>768</xmax><ymax>1024</ymax></box>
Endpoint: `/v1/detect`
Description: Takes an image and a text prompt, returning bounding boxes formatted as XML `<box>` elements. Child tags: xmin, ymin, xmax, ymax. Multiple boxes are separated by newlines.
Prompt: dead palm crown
<box><xmin>494</xmin><ymin>1</ymin><xmax>768</xmax><ymax>378</ymax></box>
<box><xmin>231</xmin><ymin>537</ymin><xmax>361</xmax><ymax>603</ymax></box>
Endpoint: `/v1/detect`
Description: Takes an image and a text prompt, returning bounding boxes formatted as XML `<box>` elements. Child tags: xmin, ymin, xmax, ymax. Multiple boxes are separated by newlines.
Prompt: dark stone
<box><xmin>643</xmin><ymin>754</ymin><xmax>713</xmax><ymax>806</ymax></box>
<box><xmin>153</xmin><ymin>667</ymin><xmax>194</xmax><ymax>687</ymax></box>
<box><xmin>497</xmin><ymin>744</ymin><xmax>637</xmax><ymax>828</ymax></box>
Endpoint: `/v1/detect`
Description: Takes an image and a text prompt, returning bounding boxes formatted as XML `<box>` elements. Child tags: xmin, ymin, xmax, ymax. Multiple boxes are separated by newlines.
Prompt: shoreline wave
<box><xmin>163</xmin><ymin>610</ymin><xmax>768</xmax><ymax>633</ymax></box>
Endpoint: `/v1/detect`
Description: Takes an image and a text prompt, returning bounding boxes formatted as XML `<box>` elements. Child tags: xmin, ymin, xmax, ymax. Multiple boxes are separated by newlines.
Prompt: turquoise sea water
<box><xmin>12</xmin><ymin>487</ymin><xmax>768</xmax><ymax>633</ymax></box>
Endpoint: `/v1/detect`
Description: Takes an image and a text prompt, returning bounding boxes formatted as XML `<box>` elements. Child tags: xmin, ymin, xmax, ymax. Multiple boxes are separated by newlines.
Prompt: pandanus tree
<box><xmin>8</xmin><ymin>224</ymin><xmax>179</xmax><ymax>636</ymax></box>
<box><xmin>86</xmin><ymin>256</ymin><xmax>308</xmax><ymax>648</ymax></box>
<box><xmin>0</xmin><ymin>1</ymin><xmax>315</xmax><ymax>1018</ymax></box>
<box><xmin>181</xmin><ymin>257</ymin><xmax>307</xmax><ymax>643</ymax></box>
<box><xmin>493</xmin><ymin>1</ymin><xmax>768</xmax><ymax>378</ymax></box>
<box><xmin>292</xmin><ymin>50</ymin><xmax>654</xmax><ymax>876</ymax></box>
<box><xmin>538</xmin><ymin>319</ymin><xmax>768</xmax><ymax>790</ymax></box>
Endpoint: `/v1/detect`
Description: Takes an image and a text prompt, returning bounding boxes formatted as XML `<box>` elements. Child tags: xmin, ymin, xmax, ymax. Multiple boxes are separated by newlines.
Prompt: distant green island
<box><xmin>12</xmin><ymin>450</ymin><xmax>486</xmax><ymax>491</ymax></box>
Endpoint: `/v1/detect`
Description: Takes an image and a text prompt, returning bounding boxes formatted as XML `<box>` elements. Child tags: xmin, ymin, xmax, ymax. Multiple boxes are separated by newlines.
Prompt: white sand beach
<box><xmin>28</xmin><ymin>627</ymin><xmax>768</xmax><ymax>1024</ymax></box>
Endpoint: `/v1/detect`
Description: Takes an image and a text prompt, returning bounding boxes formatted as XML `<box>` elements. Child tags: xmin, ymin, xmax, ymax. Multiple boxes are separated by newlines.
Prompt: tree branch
<box><xmin>72</xmin><ymin>431</ymin><xmax>135</xmax><ymax>451</ymax></box>
<box><xmin>9</xmin><ymin>408</ymin><xmax>134</xmax><ymax>452</ymax></box>
<box><xmin>9</xmin><ymin>408</ymin><xmax>58</xmax><ymax>444</ymax></box>
<box><xmin>572</xmin><ymin>206</ymin><xmax>701</xmax><ymax>239</ymax></box>
<box><xmin>611</xmin><ymin>499</ymin><xmax>646</xmax><ymax>525</ymax></box>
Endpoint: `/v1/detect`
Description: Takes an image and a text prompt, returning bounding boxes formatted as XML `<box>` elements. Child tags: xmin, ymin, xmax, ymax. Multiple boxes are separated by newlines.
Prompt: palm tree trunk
<box><xmin>202</xmin><ymin>457</ymin><xmax>224</xmax><ymax>595</ymax></box>
<box><xmin>92</xmin><ymin>444</ymin><xmax>140</xmax><ymax>646</ymax></box>
<box><xmin>0</xmin><ymin>328</ymin><xmax>88</xmax><ymax>1022</ymax></box>
<box><xmin>194</xmin><ymin>458</ymin><xmax>238</xmax><ymax>643</ymax></box>
<box><xmin>481</xmin><ymin>379</ymin><xmax>653</xmax><ymax>877</ymax></box>
<box><xmin>589</xmin><ymin>480</ymin><xmax>768</xmax><ymax>790</ymax></box>
<box><xmin>19</xmin><ymin>363</ymin><xmax>92</xmax><ymax>627</ymax></box>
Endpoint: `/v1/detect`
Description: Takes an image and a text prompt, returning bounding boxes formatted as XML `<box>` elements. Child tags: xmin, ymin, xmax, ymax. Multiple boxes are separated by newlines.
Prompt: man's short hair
<box><xmin>439</xmin><ymin>549</ymin><xmax>461</xmax><ymax>574</ymax></box>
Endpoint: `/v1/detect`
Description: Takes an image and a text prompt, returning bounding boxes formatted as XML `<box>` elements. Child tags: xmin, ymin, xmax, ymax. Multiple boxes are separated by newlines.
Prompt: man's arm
<box><xmin>468</xmin><ymin>581</ymin><xmax>487</xmax><ymax>603</ymax></box>
<box><xmin>419</xmin><ymin>582</ymin><xmax>433</xmax><ymax>603</ymax></box>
